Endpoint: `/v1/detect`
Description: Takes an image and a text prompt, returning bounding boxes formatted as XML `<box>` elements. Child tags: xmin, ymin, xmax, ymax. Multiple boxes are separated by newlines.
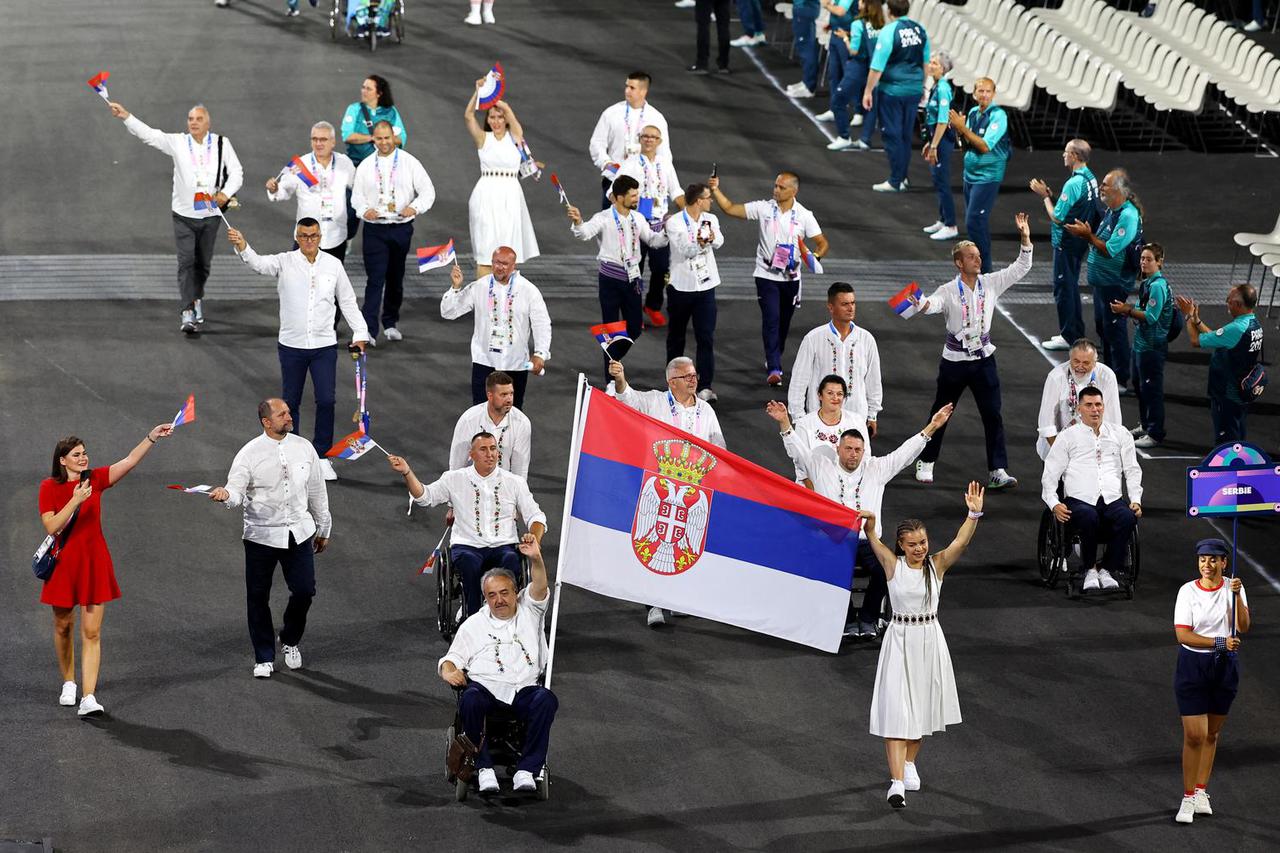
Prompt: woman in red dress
<box><xmin>39</xmin><ymin>426</ymin><xmax>172</xmax><ymax>717</ymax></box>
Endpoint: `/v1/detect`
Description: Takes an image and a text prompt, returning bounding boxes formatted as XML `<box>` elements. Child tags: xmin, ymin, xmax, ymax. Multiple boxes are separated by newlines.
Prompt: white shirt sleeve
<box><xmin>408</xmin><ymin>157</ymin><xmax>435</xmax><ymax>214</ymax></box>
<box><xmin>638</xmin><ymin>215</ymin><xmax>668</xmax><ymax>249</ymax></box>
<box><xmin>219</xmin><ymin>137</ymin><xmax>245</xmax><ymax>198</ymax></box>
<box><xmin>236</xmin><ymin>245</ymin><xmax>283</xmax><ymax>278</ymax></box>
<box><xmin>985</xmin><ymin>245</ymin><xmax>1033</xmax><ymax>299</ymax></box>
<box><xmin>413</xmin><ymin>473</ymin><xmax>454</xmax><ymax>507</ymax></box>
<box><xmin>305</xmin><ymin>443</ymin><xmax>332</xmax><ymax>538</ymax></box>
<box><xmin>1173</xmin><ymin>584</ymin><xmax>1194</xmax><ymax>627</ymax></box>
<box><xmin>268</xmin><ymin>171</ymin><xmax>299</xmax><ymax>202</ymax></box>
<box><xmin>788</xmin><ymin>331</ymin><xmax>817</xmax><ymax>416</ymax></box>
<box><xmin>864</xmin><ymin>333</ymin><xmax>883</xmax><ymax>420</ymax></box>
<box><xmin>440</xmin><ymin>281</ymin><xmax>477</xmax><ymax>320</ymax></box>
<box><xmin>528</xmin><ymin>286</ymin><xmax>552</xmax><ymax>360</ymax></box>
<box><xmin>801</xmin><ymin>210</ymin><xmax>823</xmax><ymax>240</ymax></box>
<box><xmin>1041</xmin><ymin>435</ymin><xmax>1069</xmax><ymax>510</ymax></box>
<box><xmin>1037</xmin><ymin>368</ymin><xmax>1061</xmax><ymax>439</ymax></box>
<box><xmin>514</xmin><ymin>477</ymin><xmax>548</xmax><ymax>530</ymax></box>
<box><xmin>335</xmin><ymin>266</ymin><xmax>369</xmax><ymax>342</ymax></box>
<box><xmin>222</xmin><ymin>442</ymin><xmax>253</xmax><ymax>509</ymax></box>
<box><xmin>122</xmin><ymin>115</ymin><xmax>176</xmax><ymax>155</ymax></box>
<box><xmin>867</xmin><ymin>433</ymin><xmax>928</xmax><ymax>482</ymax></box>
<box><xmin>1119</xmin><ymin>431</ymin><xmax>1143</xmax><ymax>505</ymax></box>
<box><xmin>350</xmin><ymin>161</ymin><xmax>373</xmax><ymax>218</ymax></box>
<box><xmin>588</xmin><ymin>108</ymin><xmax>612</xmax><ymax>170</ymax></box>
<box><xmin>571</xmin><ymin>210</ymin><xmax>606</xmax><ymax>241</ymax></box>
<box><xmin>922</xmin><ymin>284</ymin><xmax>947</xmax><ymax>316</ymax></box>
<box><xmin>449</xmin><ymin>413</ymin><xmax>472</xmax><ymax>472</ymax></box>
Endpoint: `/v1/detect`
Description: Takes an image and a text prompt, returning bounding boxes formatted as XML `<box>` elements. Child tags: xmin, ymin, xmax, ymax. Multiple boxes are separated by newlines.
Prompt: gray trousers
<box><xmin>172</xmin><ymin>212</ymin><xmax>222</xmax><ymax>309</ymax></box>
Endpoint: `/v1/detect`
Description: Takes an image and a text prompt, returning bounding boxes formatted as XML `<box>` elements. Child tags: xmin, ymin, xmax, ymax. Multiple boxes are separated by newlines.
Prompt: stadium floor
<box><xmin>2</xmin><ymin>1</ymin><xmax>1278</xmax><ymax>851</ymax></box>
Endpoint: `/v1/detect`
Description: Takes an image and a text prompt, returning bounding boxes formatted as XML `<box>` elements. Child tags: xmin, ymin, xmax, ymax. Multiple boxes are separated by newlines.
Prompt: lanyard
<box><xmin>770</xmin><ymin>201</ymin><xmax>799</xmax><ymax>251</ymax></box>
<box><xmin>623</xmin><ymin>103</ymin><xmax>645</xmax><ymax>142</ymax></box>
<box><xmin>311</xmin><ymin>154</ymin><xmax>335</xmax><ymax>191</ymax></box>
<box><xmin>639</xmin><ymin>154</ymin><xmax>664</xmax><ymax>199</ymax></box>
<box><xmin>612</xmin><ymin>208</ymin><xmax>638</xmax><ymax>265</ymax></box>
<box><xmin>1066</xmin><ymin>368</ymin><xmax>1097</xmax><ymax>419</ymax></box>
<box><xmin>187</xmin><ymin>133</ymin><xmax>212</xmax><ymax>175</ymax></box>
<box><xmin>667</xmin><ymin>391</ymin><xmax>701</xmax><ymax>434</ymax></box>
<box><xmin>374</xmin><ymin>150</ymin><xmax>399</xmax><ymax>198</ymax></box>
<box><xmin>956</xmin><ymin>276</ymin><xmax>986</xmax><ymax>338</ymax></box>
<box><xmin>487</xmin><ymin>273</ymin><xmax>517</xmax><ymax>347</ymax></box>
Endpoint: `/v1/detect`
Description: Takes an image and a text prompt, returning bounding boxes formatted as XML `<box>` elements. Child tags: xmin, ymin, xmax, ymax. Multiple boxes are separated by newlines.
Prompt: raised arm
<box><xmin>707</xmin><ymin>176</ymin><xmax>748</xmax><ymax>219</ymax></box>
<box><xmin>498</xmin><ymin>100</ymin><xmax>526</xmax><ymax>146</ymax></box>
<box><xmin>463</xmin><ymin>80</ymin><xmax>486</xmax><ymax>147</ymax></box>
<box><xmin>858</xmin><ymin>510</ymin><xmax>898</xmax><ymax>578</ymax></box>
<box><xmin>932</xmin><ymin>482</ymin><xmax>984</xmax><ymax>578</ymax></box>
<box><xmin>518</xmin><ymin>533</ymin><xmax>549</xmax><ymax>603</ymax></box>
<box><xmin>108</xmin><ymin>424</ymin><xmax>174</xmax><ymax>486</ymax></box>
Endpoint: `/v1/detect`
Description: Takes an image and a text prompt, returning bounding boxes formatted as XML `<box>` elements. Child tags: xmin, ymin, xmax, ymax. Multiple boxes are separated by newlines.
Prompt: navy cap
<box><xmin>1195</xmin><ymin>538</ymin><xmax>1229</xmax><ymax>557</ymax></box>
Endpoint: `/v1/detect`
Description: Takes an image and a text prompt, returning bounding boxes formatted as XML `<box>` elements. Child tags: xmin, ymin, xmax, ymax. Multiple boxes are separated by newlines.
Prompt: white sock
<box><xmin>470</xmin><ymin>1</ymin><xmax>480</xmax><ymax>11</ymax></box>
<box><xmin>481</xmin><ymin>1</ymin><xmax>492</xmax><ymax>9</ymax></box>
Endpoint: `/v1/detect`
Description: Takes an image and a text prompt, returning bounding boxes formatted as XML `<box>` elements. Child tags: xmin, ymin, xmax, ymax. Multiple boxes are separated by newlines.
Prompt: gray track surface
<box><xmin>2</xmin><ymin>1</ymin><xmax>1279</xmax><ymax>851</ymax></box>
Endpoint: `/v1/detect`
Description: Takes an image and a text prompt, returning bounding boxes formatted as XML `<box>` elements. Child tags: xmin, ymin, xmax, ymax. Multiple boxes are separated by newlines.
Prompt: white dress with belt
<box><xmin>869</xmin><ymin>557</ymin><xmax>962</xmax><ymax>739</ymax></box>
<box><xmin>468</xmin><ymin>131</ymin><xmax>540</xmax><ymax>263</ymax></box>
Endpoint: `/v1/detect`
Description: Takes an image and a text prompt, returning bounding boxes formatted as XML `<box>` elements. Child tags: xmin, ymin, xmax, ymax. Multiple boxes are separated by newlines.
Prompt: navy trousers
<box><xmin>360</xmin><ymin>221</ymin><xmax>413</xmax><ymax>336</ymax></box>
<box><xmin>878</xmin><ymin>93</ymin><xmax>918</xmax><ymax>188</ymax></box>
<box><xmin>451</xmin><ymin>544</ymin><xmax>523</xmax><ymax>617</ymax></box>
<box><xmin>1063</xmin><ymin>496</ymin><xmax>1136</xmax><ymax>577</ymax></box>
<box><xmin>737</xmin><ymin>0</ymin><xmax>764</xmax><ymax>35</ymax></box>
<box><xmin>930</xmin><ymin>136</ymin><xmax>956</xmax><ymax>227</ymax></box>
<box><xmin>851</xmin><ymin>539</ymin><xmax>889</xmax><ymax>625</ymax></box>
<box><xmin>279</xmin><ymin>343</ymin><xmax>338</xmax><ymax>455</ymax></box>
<box><xmin>459</xmin><ymin>681</ymin><xmax>559</xmax><ymax>773</ymax></box>
<box><xmin>1092</xmin><ymin>282</ymin><xmax>1132</xmax><ymax>385</ymax></box>
<box><xmin>919</xmin><ymin>355</ymin><xmax>1007</xmax><ymax>470</ymax></box>
<box><xmin>793</xmin><ymin>8</ymin><xmax>820</xmax><ymax>90</ymax></box>
<box><xmin>598</xmin><ymin>273</ymin><xmax>644</xmax><ymax>380</ymax></box>
<box><xmin>471</xmin><ymin>362</ymin><xmax>529</xmax><ymax>409</ymax></box>
<box><xmin>640</xmin><ymin>242</ymin><xmax>671</xmax><ymax>312</ymax></box>
<box><xmin>1052</xmin><ymin>244</ymin><xmax>1088</xmax><ymax>343</ymax></box>
<box><xmin>755</xmin><ymin>276</ymin><xmax>800</xmax><ymax>374</ymax></box>
<box><xmin>244</xmin><ymin>535</ymin><xmax>316</xmax><ymax>664</ymax></box>
<box><xmin>963</xmin><ymin>180</ymin><xmax>1000</xmax><ymax>274</ymax></box>
<box><xmin>1210</xmin><ymin>396</ymin><xmax>1249</xmax><ymax>445</ymax></box>
<box><xmin>666</xmin><ymin>287</ymin><xmax>718</xmax><ymax>388</ymax></box>
<box><xmin>695</xmin><ymin>0</ymin><xmax>732</xmax><ymax>69</ymax></box>
<box><xmin>1132</xmin><ymin>347</ymin><xmax>1167</xmax><ymax>441</ymax></box>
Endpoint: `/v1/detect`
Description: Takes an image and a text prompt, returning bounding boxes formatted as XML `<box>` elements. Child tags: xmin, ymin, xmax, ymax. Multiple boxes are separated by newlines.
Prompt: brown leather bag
<box><xmin>447</xmin><ymin>732</ymin><xmax>482</xmax><ymax>783</ymax></box>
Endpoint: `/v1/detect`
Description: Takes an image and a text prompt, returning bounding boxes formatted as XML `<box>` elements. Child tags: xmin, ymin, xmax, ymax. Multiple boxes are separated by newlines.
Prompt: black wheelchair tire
<box><xmin>1037</xmin><ymin>510</ymin><xmax>1062</xmax><ymax>589</ymax></box>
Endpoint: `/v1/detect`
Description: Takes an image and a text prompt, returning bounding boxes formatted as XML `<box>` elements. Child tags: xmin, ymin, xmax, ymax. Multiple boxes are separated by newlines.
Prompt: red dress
<box><xmin>37</xmin><ymin>466</ymin><xmax>120</xmax><ymax>607</ymax></box>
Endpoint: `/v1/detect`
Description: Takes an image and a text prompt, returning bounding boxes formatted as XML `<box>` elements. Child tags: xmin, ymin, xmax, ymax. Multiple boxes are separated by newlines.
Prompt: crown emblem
<box><xmin>652</xmin><ymin>440</ymin><xmax>717</xmax><ymax>485</ymax></box>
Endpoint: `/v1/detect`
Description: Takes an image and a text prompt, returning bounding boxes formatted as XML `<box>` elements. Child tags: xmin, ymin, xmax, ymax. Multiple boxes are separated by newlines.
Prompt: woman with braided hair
<box><xmin>859</xmin><ymin>481</ymin><xmax>984</xmax><ymax>808</ymax></box>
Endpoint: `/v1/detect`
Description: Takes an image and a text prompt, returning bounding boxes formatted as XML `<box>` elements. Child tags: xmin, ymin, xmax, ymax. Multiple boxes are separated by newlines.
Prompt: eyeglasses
<box><xmin>296</xmin><ymin>233</ymin><xmax>322</xmax><ymax>242</ymax></box>
<box><xmin>639</xmin><ymin>134</ymin><xmax>662</xmax><ymax>141</ymax></box>
<box><xmin>669</xmin><ymin>372</ymin><xmax>698</xmax><ymax>382</ymax></box>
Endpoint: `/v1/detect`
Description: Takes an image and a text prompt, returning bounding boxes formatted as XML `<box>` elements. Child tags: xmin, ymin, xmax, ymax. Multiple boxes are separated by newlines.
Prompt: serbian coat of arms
<box><xmin>632</xmin><ymin>439</ymin><xmax>717</xmax><ymax>575</ymax></box>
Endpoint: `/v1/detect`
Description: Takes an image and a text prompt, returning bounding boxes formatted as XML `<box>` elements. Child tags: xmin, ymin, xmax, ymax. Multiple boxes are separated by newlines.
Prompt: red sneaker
<box><xmin>644</xmin><ymin>307</ymin><xmax>668</xmax><ymax>327</ymax></box>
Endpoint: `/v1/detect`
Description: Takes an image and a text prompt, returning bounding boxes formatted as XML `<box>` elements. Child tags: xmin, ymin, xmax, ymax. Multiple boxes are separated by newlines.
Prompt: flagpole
<box><xmin>543</xmin><ymin>373</ymin><xmax>590</xmax><ymax>692</ymax></box>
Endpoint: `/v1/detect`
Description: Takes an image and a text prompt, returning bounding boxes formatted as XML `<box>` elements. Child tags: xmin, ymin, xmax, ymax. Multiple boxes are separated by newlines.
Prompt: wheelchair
<box><xmin>436</xmin><ymin>522</ymin><xmax>533</xmax><ymax>641</ymax></box>
<box><xmin>1036</xmin><ymin>506</ymin><xmax>1140</xmax><ymax>600</ymax></box>
<box><xmin>330</xmin><ymin>0</ymin><xmax>404</xmax><ymax>51</ymax></box>
<box><xmin>845</xmin><ymin>567</ymin><xmax>892</xmax><ymax>643</ymax></box>
<box><xmin>445</xmin><ymin>679</ymin><xmax>551</xmax><ymax>802</ymax></box>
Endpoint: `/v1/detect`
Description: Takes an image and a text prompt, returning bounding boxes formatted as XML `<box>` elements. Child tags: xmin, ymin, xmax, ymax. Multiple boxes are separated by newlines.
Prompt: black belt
<box><xmin>893</xmin><ymin>612</ymin><xmax>937</xmax><ymax>624</ymax></box>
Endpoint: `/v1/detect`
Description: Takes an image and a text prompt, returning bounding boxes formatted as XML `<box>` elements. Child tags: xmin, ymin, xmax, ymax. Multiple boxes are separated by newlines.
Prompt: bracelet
<box><xmin>1213</xmin><ymin>636</ymin><xmax>1226</xmax><ymax>653</ymax></box>
<box><xmin>779</xmin><ymin>428</ymin><xmax>794</xmax><ymax>437</ymax></box>
<box><xmin>968</xmin><ymin>511</ymin><xmax>983</xmax><ymax>520</ymax></box>
<box><xmin>919</xmin><ymin>431</ymin><xmax>932</xmax><ymax>443</ymax></box>
<box><xmin>146</xmin><ymin>435</ymin><xmax>156</xmax><ymax>444</ymax></box>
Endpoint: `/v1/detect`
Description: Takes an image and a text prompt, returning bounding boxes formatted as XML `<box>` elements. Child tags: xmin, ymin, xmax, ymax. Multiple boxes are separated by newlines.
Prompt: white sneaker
<box><xmin>851</xmin><ymin>113</ymin><xmax>864</xmax><ymax>127</ymax></box>
<box><xmin>930</xmin><ymin>226</ymin><xmax>959</xmax><ymax>241</ymax></box>
<box><xmin>887</xmin><ymin>779</ymin><xmax>906</xmax><ymax>808</ymax></box>
<box><xmin>903</xmin><ymin>761</ymin><xmax>921</xmax><ymax>791</ymax></box>
<box><xmin>647</xmin><ymin>606</ymin><xmax>666</xmax><ymax>627</ymax></box>
<box><xmin>1135</xmin><ymin>434</ymin><xmax>1161</xmax><ymax>448</ymax></box>
<box><xmin>1176</xmin><ymin>795</ymin><xmax>1196</xmax><ymax>824</ymax></box>
<box><xmin>512</xmin><ymin>769</ymin><xmax>537</xmax><ymax>791</ymax></box>
<box><xmin>1130</xmin><ymin>426</ymin><xmax>1147</xmax><ymax>437</ymax></box>
<box><xmin>1083</xmin><ymin>568</ymin><xmax>1101</xmax><ymax>591</ymax></box>
<box><xmin>827</xmin><ymin>137</ymin><xmax>854</xmax><ymax>151</ymax></box>
<box><xmin>872</xmin><ymin>180</ymin><xmax>904</xmax><ymax>192</ymax></box>
<box><xmin>1041</xmin><ymin>335</ymin><xmax>1071</xmax><ymax>351</ymax></box>
<box><xmin>481</xmin><ymin>5</ymin><xmax>495</xmax><ymax>23</ymax></box>
<box><xmin>319</xmin><ymin>459</ymin><xmax>338</xmax><ymax>481</ymax></box>
<box><xmin>1097</xmin><ymin>568</ymin><xmax>1120</xmax><ymax>590</ymax></box>
<box><xmin>751</xmin><ymin>33</ymin><xmax>767</xmax><ymax>45</ymax></box>
<box><xmin>915</xmin><ymin>461</ymin><xmax>934</xmax><ymax>483</ymax></box>
<box><xmin>253</xmin><ymin>662</ymin><xmax>274</xmax><ymax>678</ymax></box>
<box><xmin>464</xmin><ymin>10</ymin><xmax>481</xmax><ymax>24</ymax></box>
<box><xmin>477</xmin><ymin>767</ymin><xmax>500</xmax><ymax>793</ymax></box>
<box><xmin>194</xmin><ymin>298</ymin><xmax>205</xmax><ymax>324</ymax></box>
<box><xmin>60</xmin><ymin>681</ymin><xmax>77</xmax><ymax>707</ymax></box>
<box><xmin>814</xmin><ymin>110</ymin><xmax>835</xmax><ymax>121</ymax></box>
<box><xmin>215</xmin><ymin>0</ymin><xmax>230</xmax><ymax>6</ymax></box>
<box><xmin>285</xmin><ymin>7</ymin><xmax>300</xmax><ymax>15</ymax></box>
<box><xmin>675</xmin><ymin>0</ymin><xmax>696</xmax><ymax>6</ymax></box>
<box><xmin>850</xmin><ymin>139</ymin><xmax>871</xmax><ymax>151</ymax></box>
<box><xmin>78</xmin><ymin>694</ymin><xmax>104</xmax><ymax>717</ymax></box>
<box><xmin>1244</xmin><ymin>20</ymin><xmax>1262</xmax><ymax>32</ymax></box>
<box><xmin>922</xmin><ymin>220</ymin><xmax>945</xmax><ymax>234</ymax></box>
<box><xmin>788</xmin><ymin>84</ymin><xmax>815</xmax><ymax>98</ymax></box>
<box><xmin>988</xmin><ymin>468</ymin><xmax>1018</xmax><ymax>490</ymax></box>
<box><xmin>697</xmin><ymin>388</ymin><xmax>718</xmax><ymax>403</ymax></box>
<box><xmin>1193</xmin><ymin>788</ymin><xmax>1212</xmax><ymax>815</ymax></box>
<box><xmin>384</xmin><ymin>327</ymin><xmax>403</xmax><ymax>341</ymax></box>
<box><xmin>181</xmin><ymin>309</ymin><xmax>198</xmax><ymax>334</ymax></box>
<box><xmin>731</xmin><ymin>34</ymin><xmax>757</xmax><ymax>47</ymax></box>
<box><xmin>282</xmin><ymin>643</ymin><xmax>303</xmax><ymax>670</ymax></box>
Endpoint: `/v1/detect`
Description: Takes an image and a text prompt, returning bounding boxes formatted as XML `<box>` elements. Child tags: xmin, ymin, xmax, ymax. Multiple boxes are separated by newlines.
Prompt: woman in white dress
<box><xmin>859</xmin><ymin>481</ymin><xmax>984</xmax><ymax>809</ymax></box>
<box><xmin>464</xmin><ymin>80</ymin><xmax>540</xmax><ymax>278</ymax></box>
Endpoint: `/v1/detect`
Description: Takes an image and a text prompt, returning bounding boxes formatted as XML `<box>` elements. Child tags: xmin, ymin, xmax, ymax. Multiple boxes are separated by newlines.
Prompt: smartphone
<box><xmin>710</xmin><ymin>162</ymin><xmax>718</xmax><ymax>178</ymax></box>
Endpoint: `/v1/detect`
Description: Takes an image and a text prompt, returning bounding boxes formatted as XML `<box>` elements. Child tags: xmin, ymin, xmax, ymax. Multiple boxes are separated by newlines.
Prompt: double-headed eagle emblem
<box><xmin>632</xmin><ymin>440</ymin><xmax>717</xmax><ymax>575</ymax></box>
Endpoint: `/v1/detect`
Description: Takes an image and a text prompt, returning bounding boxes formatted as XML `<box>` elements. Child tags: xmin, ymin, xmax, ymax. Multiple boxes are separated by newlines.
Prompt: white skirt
<box><xmin>468</xmin><ymin>175</ymin><xmax>540</xmax><ymax>263</ymax></box>
<box><xmin>869</xmin><ymin>620</ymin><xmax>962</xmax><ymax>739</ymax></box>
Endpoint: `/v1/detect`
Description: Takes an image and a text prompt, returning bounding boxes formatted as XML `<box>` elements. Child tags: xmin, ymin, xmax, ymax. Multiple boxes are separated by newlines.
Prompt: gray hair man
<box><xmin>1035</xmin><ymin>338</ymin><xmax>1121</xmax><ymax>460</ymax></box>
<box><xmin>266</xmin><ymin>121</ymin><xmax>356</xmax><ymax>262</ymax></box>
<box><xmin>1030</xmin><ymin>138</ymin><xmax>1099</xmax><ymax>351</ymax></box>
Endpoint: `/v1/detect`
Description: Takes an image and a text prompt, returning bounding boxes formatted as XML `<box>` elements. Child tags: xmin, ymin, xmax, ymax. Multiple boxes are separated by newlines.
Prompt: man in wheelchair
<box><xmin>1040</xmin><ymin>386</ymin><xmax>1143</xmax><ymax>591</ymax></box>
<box><xmin>439</xmin><ymin>535</ymin><xmax>556</xmax><ymax>795</ymax></box>
<box><xmin>388</xmin><ymin>431</ymin><xmax>546</xmax><ymax>617</ymax></box>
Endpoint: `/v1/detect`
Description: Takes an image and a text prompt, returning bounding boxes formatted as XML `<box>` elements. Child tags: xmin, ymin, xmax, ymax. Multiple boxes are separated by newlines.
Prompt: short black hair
<box><xmin>627</xmin><ymin>71</ymin><xmax>652</xmax><ymax>86</ymax></box>
<box><xmin>827</xmin><ymin>282</ymin><xmax>854</xmax><ymax>302</ymax></box>
<box><xmin>471</xmin><ymin>430</ymin><xmax>496</xmax><ymax>447</ymax></box>
<box><xmin>839</xmin><ymin>428</ymin><xmax>865</xmax><ymax>445</ymax></box>
<box><xmin>486</xmin><ymin>372</ymin><xmax>514</xmax><ymax>392</ymax></box>
<box><xmin>1078</xmin><ymin>386</ymin><xmax>1104</xmax><ymax>402</ymax></box>
<box><xmin>684</xmin><ymin>182</ymin><xmax>709</xmax><ymax>203</ymax></box>
<box><xmin>611</xmin><ymin>175</ymin><xmax>640</xmax><ymax>197</ymax></box>
<box><xmin>297</xmin><ymin>217</ymin><xmax>320</xmax><ymax>230</ymax></box>
<box><xmin>887</xmin><ymin>0</ymin><xmax>911</xmax><ymax>17</ymax></box>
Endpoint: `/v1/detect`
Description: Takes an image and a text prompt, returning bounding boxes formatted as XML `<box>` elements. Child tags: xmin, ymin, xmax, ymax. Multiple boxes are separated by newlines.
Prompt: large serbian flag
<box><xmin>560</xmin><ymin>382</ymin><xmax>859</xmax><ymax>652</ymax></box>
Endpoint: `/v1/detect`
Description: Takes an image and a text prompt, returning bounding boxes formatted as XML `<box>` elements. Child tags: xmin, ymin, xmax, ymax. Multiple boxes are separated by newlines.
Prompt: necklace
<box><xmin>828</xmin><ymin>322</ymin><xmax>857</xmax><ymax>393</ymax></box>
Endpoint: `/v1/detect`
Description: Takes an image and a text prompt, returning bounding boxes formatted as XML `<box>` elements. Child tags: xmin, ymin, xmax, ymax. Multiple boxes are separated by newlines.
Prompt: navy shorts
<box><xmin>1174</xmin><ymin>647</ymin><xmax>1240</xmax><ymax>717</ymax></box>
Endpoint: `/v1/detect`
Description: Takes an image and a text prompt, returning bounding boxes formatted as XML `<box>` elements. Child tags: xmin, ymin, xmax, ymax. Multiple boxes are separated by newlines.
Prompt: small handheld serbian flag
<box><xmin>171</xmin><ymin>394</ymin><xmax>196</xmax><ymax>428</ymax></box>
<box><xmin>325</xmin><ymin>429</ymin><xmax>383</xmax><ymax>461</ymax></box>
<box><xmin>797</xmin><ymin>239</ymin><xmax>823</xmax><ymax>275</ymax></box>
<box><xmin>591</xmin><ymin>320</ymin><xmax>633</xmax><ymax>361</ymax></box>
<box><xmin>476</xmin><ymin>62</ymin><xmax>505</xmax><ymax>110</ymax></box>
<box><xmin>417</xmin><ymin>240</ymin><xmax>456</xmax><ymax>272</ymax></box>
<box><xmin>550</xmin><ymin>173</ymin><xmax>570</xmax><ymax>206</ymax></box>
<box><xmin>166</xmin><ymin>484</ymin><xmax>213</xmax><ymax>495</ymax></box>
<box><xmin>287</xmin><ymin>156</ymin><xmax>319</xmax><ymax>188</ymax></box>
<box><xmin>888</xmin><ymin>282</ymin><xmax>924</xmax><ymax>319</ymax></box>
<box><xmin>603</xmin><ymin>162</ymin><xmax>621</xmax><ymax>181</ymax></box>
<box><xmin>87</xmin><ymin>71</ymin><xmax>110</xmax><ymax>101</ymax></box>
<box><xmin>193</xmin><ymin>192</ymin><xmax>219</xmax><ymax>212</ymax></box>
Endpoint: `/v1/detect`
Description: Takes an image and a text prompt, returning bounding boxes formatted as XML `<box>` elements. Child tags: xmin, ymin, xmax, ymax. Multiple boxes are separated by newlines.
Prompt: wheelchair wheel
<box><xmin>1036</xmin><ymin>510</ymin><xmax>1063</xmax><ymax>589</ymax></box>
<box><xmin>455</xmin><ymin>777</ymin><xmax>468</xmax><ymax>802</ymax></box>
<box><xmin>369</xmin><ymin>24</ymin><xmax>378</xmax><ymax>52</ymax></box>
<box><xmin>393</xmin><ymin>0</ymin><xmax>405</xmax><ymax>42</ymax></box>
<box><xmin>1124</xmin><ymin>528</ymin><xmax>1141</xmax><ymax>600</ymax></box>
<box><xmin>537</xmin><ymin>767</ymin><xmax>550</xmax><ymax>801</ymax></box>
<box><xmin>437</xmin><ymin>547</ymin><xmax>460</xmax><ymax>641</ymax></box>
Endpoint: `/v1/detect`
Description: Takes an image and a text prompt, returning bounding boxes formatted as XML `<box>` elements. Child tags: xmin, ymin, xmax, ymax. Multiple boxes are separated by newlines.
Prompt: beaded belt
<box><xmin>481</xmin><ymin>169</ymin><xmax>518</xmax><ymax>178</ymax></box>
<box><xmin>893</xmin><ymin>612</ymin><xmax>937</xmax><ymax>624</ymax></box>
